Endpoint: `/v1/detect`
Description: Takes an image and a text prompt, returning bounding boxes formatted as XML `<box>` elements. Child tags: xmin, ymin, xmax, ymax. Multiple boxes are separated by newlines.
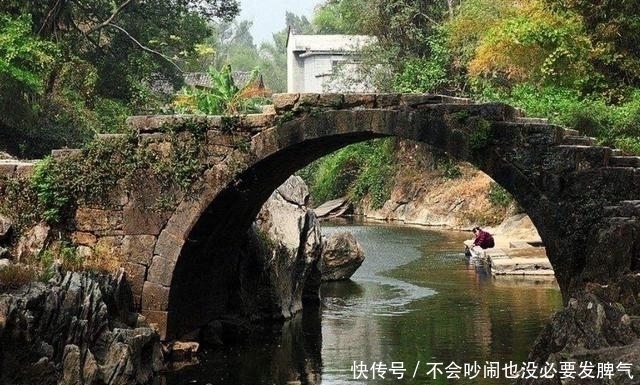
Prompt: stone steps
<box><xmin>562</xmin><ymin>128</ymin><xmax>580</xmax><ymax>137</ymax></box>
<box><xmin>553</xmin><ymin>145</ymin><xmax>613</xmax><ymax>170</ymax></box>
<box><xmin>515</xmin><ymin>117</ymin><xmax>549</xmax><ymax>125</ymax></box>
<box><xmin>610</xmin><ymin>155</ymin><xmax>640</xmax><ymax>168</ymax></box>
<box><xmin>562</xmin><ymin>135</ymin><xmax>597</xmax><ymax>146</ymax></box>
<box><xmin>482</xmin><ymin>247</ymin><xmax>554</xmax><ymax>276</ymax></box>
<box><xmin>604</xmin><ymin>200</ymin><xmax>640</xmax><ymax>217</ymax></box>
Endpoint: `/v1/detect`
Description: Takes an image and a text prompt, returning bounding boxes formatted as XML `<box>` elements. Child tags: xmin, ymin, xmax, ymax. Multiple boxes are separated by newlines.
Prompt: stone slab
<box><xmin>75</xmin><ymin>208</ymin><xmax>123</xmax><ymax>233</ymax></box>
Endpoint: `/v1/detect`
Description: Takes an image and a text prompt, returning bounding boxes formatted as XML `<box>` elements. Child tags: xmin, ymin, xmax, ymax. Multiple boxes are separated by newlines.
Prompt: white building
<box><xmin>286</xmin><ymin>30</ymin><xmax>376</xmax><ymax>93</ymax></box>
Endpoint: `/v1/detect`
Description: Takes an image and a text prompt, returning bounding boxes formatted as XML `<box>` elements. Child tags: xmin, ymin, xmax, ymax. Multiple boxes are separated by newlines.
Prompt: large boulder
<box><xmin>320</xmin><ymin>232</ymin><xmax>365</xmax><ymax>281</ymax></box>
<box><xmin>0</xmin><ymin>270</ymin><xmax>163</xmax><ymax>385</ymax></box>
<box><xmin>237</xmin><ymin>176</ymin><xmax>323</xmax><ymax>321</ymax></box>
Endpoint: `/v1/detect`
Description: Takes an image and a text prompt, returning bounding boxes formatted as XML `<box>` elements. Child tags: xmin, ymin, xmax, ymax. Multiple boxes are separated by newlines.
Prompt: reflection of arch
<box><xmin>141</xmin><ymin>98</ymin><xmax>639</xmax><ymax>339</ymax></box>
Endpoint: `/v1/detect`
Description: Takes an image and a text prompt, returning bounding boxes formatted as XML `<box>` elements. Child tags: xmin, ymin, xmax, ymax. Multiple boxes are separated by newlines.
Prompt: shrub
<box><xmin>0</xmin><ymin>264</ymin><xmax>36</xmax><ymax>290</ymax></box>
<box><xmin>300</xmin><ymin>138</ymin><xmax>396</xmax><ymax>208</ymax></box>
<box><xmin>487</xmin><ymin>182</ymin><xmax>513</xmax><ymax>208</ymax></box>
<box><xmin>436</xmin><ymin>158</ymin><xmax>463</xmax><ymax>180</ymax></box>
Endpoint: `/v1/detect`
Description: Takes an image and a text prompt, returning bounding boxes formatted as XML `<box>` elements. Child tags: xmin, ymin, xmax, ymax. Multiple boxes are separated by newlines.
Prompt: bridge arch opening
<box><xmin>158</xmin><ymin>112</ymin><xmax>556</xmax><ymax>339</ymax></box>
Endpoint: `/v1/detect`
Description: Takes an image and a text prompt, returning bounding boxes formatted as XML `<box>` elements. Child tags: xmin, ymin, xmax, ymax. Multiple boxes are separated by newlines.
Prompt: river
<box><xmin>162</xmin><ymin>220</ymin><xmax>562</xmax><ymax>385</ymax></box>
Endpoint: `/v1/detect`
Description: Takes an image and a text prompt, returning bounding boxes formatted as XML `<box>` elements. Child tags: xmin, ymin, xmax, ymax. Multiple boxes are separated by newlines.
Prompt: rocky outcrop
<box><xmin>357</xmin><ymin>141</ymin><xmax>513</xmax><ymax>229</ymax></box>
<box><xmin>517</xmin><ymin>276</ymin><xmax>640</xmax><ymax>385</ymax></box>
<box><xmin>0</xmin><ymin>213</ymin><xmax>11</xmax><ymax>243</ymax></box>
<box><xmin>0</xmin><ymin>270</ymin><xmax>163</xmax><ymax>385</ymax></box>
<box><xmin>14</xmin><ymin>222</ymin><xmax>50</xmax><ymax>262</ymax></box>
<box><xmin>320</xmin><ymin>232</ymin><xmax>365</xmax><ymax>281</ymax></box>
<box><xmin>237</xmin><ymin>176</ymin><xmax>323</xmax><ymax>321</ymax></box>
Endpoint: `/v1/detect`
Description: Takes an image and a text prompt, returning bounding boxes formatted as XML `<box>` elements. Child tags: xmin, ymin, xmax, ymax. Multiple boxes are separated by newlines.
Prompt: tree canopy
<box><xmin>0</xmin><ymin>0</ymin><xmax>239</xmax><ymax>157</ymax></box>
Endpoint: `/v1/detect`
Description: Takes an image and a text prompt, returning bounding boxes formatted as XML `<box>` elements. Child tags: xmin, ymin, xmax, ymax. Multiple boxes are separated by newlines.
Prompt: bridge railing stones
<box><xmin>126</xmin><ymin>113</ymin><xmax>276</xmax><ymax>134</ymax></box>
<box><xmin>0</xmin><ymin>159</ymin><xmax>36</xmax><ymax>179</ymax></box>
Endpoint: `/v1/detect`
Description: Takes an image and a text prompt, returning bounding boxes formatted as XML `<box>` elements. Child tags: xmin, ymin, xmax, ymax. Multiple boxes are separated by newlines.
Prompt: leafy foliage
<box><xmin>543</xmin><ymin>0</ymin><xmax>640</xmax><ymax>98</ymax></box>
<box><xmin>487</xmin><ymin>181</ymin><xmax>513</xmax><ymax>208</ymax></box>
<box><xmin>0</xmin><ymin>14</ymin><xmax>58</xmax><ymax>92</ymax></box>
<box><xmin>173</xmin><ymin>65</ymin><xmax>268</xmax><ymax>115</ymax></box>
<box><xmin>0</xmin><ymin>1</ymin><xmax>239</xmax><ymax>157</ymax></box>
<box><xmin>466</xmin><ymin>1</ymin><xmax>592</xmax><ymax>89</ymax></box>
<box><xmin>300</xmin><ymin>139</ymin><xmax>395</xmax><ymax>209</ymax></box>
<box><xmin>312</xmin><ymin>0</ymin><xmax>370</xmax><ymax>34</ymax></box>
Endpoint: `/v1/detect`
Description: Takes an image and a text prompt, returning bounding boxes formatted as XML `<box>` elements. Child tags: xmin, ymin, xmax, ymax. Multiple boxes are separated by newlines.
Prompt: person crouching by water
<box><xmin>464</xmin><ymin>227</ymin><xmax>495</xmax><ymax>257</ymax></box>
<box><xmin>472</xmin><ymin>227</ymin><xmax>495</xmax><ymax>249</ymax></box>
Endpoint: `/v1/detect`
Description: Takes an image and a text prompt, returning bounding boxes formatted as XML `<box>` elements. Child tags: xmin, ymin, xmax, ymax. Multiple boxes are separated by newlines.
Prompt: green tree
<box><xmin>312</xmin><ymin>0</ymin><xmax>370</xmax><ymax>34</ymax></box>
<box><xmin>0</xmin><ymin>14</ymin><xmax>58</xmax><ymax>130</ymax></box>
<box><xmin>461</xmin><ymin>0</ymin><xmax>593</xmax><ymax>90</ymax></box>
<box><xmin>543</xmin><ymin>0</ymin><xmax>640</xmax><ymax>99</ymax></box>
<box><xmin>0</xmin><ymin>0</ymin><xmax>240</xmax><ymax>157</ymax></box>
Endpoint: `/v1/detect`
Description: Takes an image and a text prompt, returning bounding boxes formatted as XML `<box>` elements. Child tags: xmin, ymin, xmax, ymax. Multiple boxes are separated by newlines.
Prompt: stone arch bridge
<box><xmin>3</xmin><ymin>93</ymin><xmax>640</xmax><ymax>340</ymax></box>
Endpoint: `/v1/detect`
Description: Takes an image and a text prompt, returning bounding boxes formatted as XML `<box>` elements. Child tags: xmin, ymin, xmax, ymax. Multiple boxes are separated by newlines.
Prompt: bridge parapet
<box><xmin>126</xmin><ymin>113</ymin><xmax>276</xmax><ymax>134</ymax></box>
<box><xmin>0</xmin><ymin>159</ymin><xmax>36</xmax><ymax>179</ymax></box>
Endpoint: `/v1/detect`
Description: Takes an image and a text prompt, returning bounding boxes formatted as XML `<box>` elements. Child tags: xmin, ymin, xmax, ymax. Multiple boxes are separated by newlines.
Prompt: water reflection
<box><xmin>160</xmin><ymin>222</ymin><xmax>562</xmax><ymax>385</ymax></box>
<box><xmin>160</xmin><ymin>308</ymin><xmax>323</xmax><ymax>385</ymax></box>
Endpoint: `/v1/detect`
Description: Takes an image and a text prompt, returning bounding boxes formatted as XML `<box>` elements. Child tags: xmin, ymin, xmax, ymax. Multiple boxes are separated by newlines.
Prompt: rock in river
<box><xmin>320</xmin><ymin>232</ymin><xmax>365</xmax><ymax>281</ymax></box>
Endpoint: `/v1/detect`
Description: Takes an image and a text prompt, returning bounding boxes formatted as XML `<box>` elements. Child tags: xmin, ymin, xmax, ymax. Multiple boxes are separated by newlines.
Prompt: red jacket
<box><xmin>474</xmin><ymin>229</ymin><xmax>495</xmax><ymax>249</ymax></box>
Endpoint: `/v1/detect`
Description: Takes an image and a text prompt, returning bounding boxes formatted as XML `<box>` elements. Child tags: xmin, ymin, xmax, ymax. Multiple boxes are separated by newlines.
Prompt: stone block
<box><xmin>272</xmin><ymin>93</ymin><xmax>299</xmax><ymax>112</ymax></box>
<box><xmin>75</xmin><ymin>208</ymin><xmax>123</xmax><ymax>233</ymax></box>
<box><xmin>240</xmin><ymin>114</ymin><xmax>275</xmax><ymax>129</ymax></box>
<box><xmin>261</xmin><ymin>104</ymin><xmax>276</xmax><ymax>115</ymax></box>
<box><xmin>153</xmin><ymin>229</ymin><xmax>185</xmax><ymax>263</ymax></box>
<box><xmin>142</xmin><ymin>281</ymin><xmax>170</xmax><ymax>311</ymax></box>
<box><xmin>343</xmin><ymin>93</ymin><xmax>376</xmax><ymax>108</ymax></box>
<box><xmin>147</xmin><ymin>255</ymin><xmax>176</xmax><ymax>286</ymax></box>
<box><xmin>141</xmin><ymin>310</ymin><xmax>169</xmax><ymax>341</ymax></box>
<box><xmin>51</xmin><ymin>148</ymin><xmax>82</xmax><ymax>158</ymax></box>
<box><xmin>122</xmin><ymin>195</ymin><xmax>172</xmax><ymax>236</ymax></box>
<box><xmin>401</xmin><ymin>94</ymin><xmax>444</xmax><ymax>107</ymax></box>
<box><xmin>123</xmin><ymin>262</ymin><xmax>147</xmax><ymax>304</ymax></box>
<box><xmin>317</xmin><ymin>93</ymin><xmax>344</xmax><ymax>108</ymax></box>
<box><xmin>122</xmin><ymin>235</ymin><xmax>157</xmax><ymax>266</ymax></box>
<box><xmin>0</xmin><ymin>163</ymin><xmax>16</xmax><ymax>177</ymax></box>
<box><xmin>323</xmin><ymin>110</ymin><xmax>356</xmax><ymax>135</ymax></box>
<box><xmin>296</xmin><ymin>93</ymin><xmax>320</xmax><ymax>107</ymax></box>
<box><xmin>15</xmin><ymin>163</ymin><xmax>35</xmax><ymax>178</ymax></box>
<box><xmin>375</xmin><ymin>93</ymin><xmax>401</xmax><ymax>108</ymax></box>
<box><xmin>144</xmin><ymin>139</ymin><xmax>173</xmax><ymax>160</ymax></box>
<box><xmin>71</xmin><ymin>232</ymin><xmax>97</xmax><ymax>246</ymax></box>
<box><xmin>92</xmin><ymin>237</ymin><xmax>124</xmax><ymax>270</ymax></box>
<box><xmin>250</xmin><ymin>129</ymin><xmax>279</xmax><ymax>161</ymax></box>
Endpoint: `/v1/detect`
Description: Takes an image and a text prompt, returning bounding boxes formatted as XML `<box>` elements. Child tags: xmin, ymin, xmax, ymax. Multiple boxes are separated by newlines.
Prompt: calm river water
<box><xmin>162</xmin><ymin>220</ymin><xmax>562</xmax><ymax>385</ymax></box>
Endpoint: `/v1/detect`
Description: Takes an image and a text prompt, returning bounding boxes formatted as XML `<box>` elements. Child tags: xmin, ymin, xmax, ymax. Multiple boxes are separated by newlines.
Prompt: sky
<box><xmin>239</xmin><ymin>0</ymin><xmax>323</xmax><ymax>44</ymax></box>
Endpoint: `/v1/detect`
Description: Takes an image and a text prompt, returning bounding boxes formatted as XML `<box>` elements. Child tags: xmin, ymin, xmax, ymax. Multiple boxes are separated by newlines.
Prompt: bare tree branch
<box><xmin>106</xmin><ymin>23</ymin><xmax>184</xmax><ymax>73</ymax></box>
<box><xmin>86</xmin><ymin>0</ymin><xmax>135</xmax><ymax>35</ymax></box>
<box><xmin>38</xmin><ymin>0</ymin><xmax>65</xmax><ymax>36</ymax></box>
